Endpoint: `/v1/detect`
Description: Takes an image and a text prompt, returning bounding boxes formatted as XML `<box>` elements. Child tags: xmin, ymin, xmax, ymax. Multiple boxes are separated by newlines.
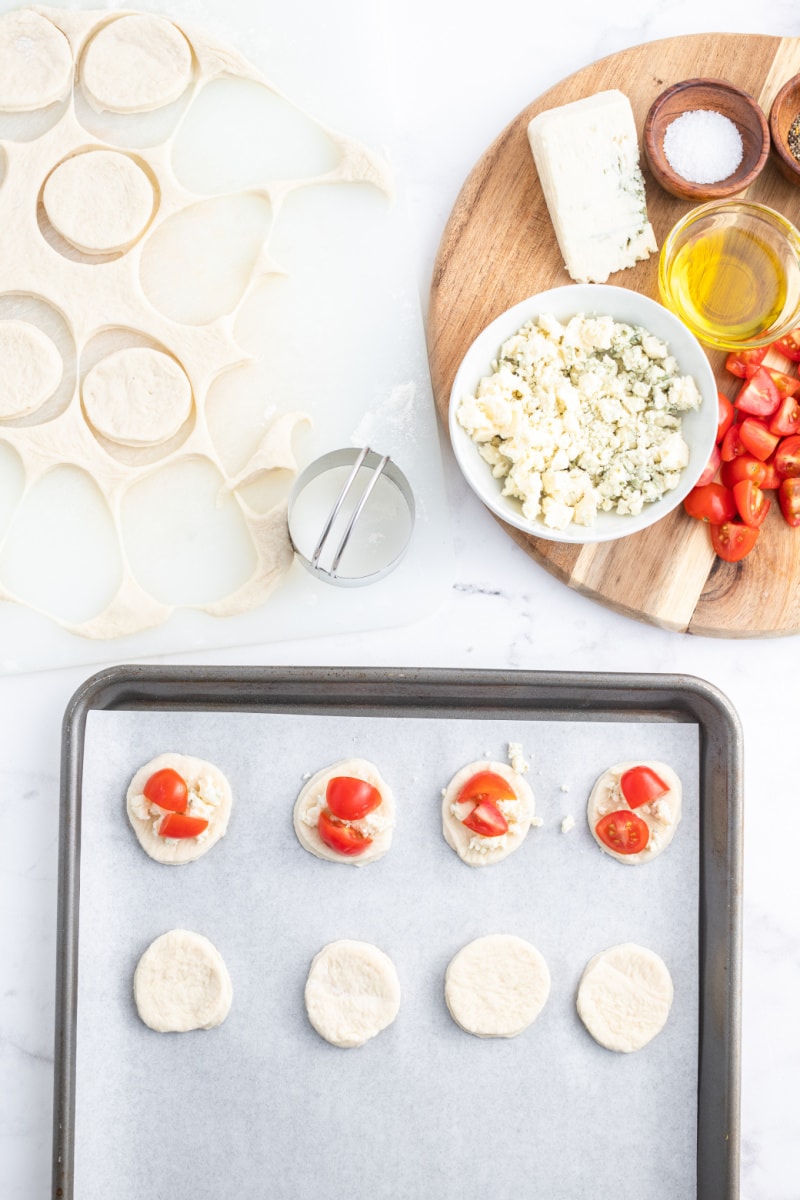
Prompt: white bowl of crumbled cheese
<box><xmin>449</xmin><ymin>284</ymin><xmax>718</xmax><ymax>543</ymax></box>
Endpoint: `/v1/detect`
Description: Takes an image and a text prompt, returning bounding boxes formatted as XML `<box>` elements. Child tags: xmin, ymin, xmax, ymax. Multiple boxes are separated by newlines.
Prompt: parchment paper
<box><xmin>73</xmin><ymin>707</ymin><xmax>700</xmax><ymax>1200</ymax></box>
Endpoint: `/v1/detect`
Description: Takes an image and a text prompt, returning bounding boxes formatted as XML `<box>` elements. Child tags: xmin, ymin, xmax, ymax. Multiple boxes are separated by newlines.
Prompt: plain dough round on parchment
<box><xmin>126</xmin><ymin>752</ymin><xmax>232</xmax><ymax>865</ymax></box>
<box><xmin>134</xmin><ymin>929</ymin><xmax>233</xmax><ymax>1032</ymax></box>
<box><xmin>441</xmin><ymin>760</ymin><xmax>534</xmax><ymax>867</ymax></box>
<box><xmin>0</xmin><ymin>10</ymin><xmax>73</xmax><ymax>112</ymax></box>
<box><xmin>80</xmin><ymin>13</ymin><xmax>194</xmax><ymax>114</ymax></box>
<box><xmin>587</xmin><ymin>760</ymin><xmax>682</xmax><ymax>866</ymax></box>
<box><xmin>576</xmin><ymin>942</ymin><xmax>674</xmax><ymax>1053</ymax></box>
<box><xmin>304</xmin><ymin>940</ymin><xmax>401</xmax><ymax>1048</ymax></box>
<box><xmin>0</xmin><ymin>320</ymin><xmax>62</xmax><ymax>419</ymax></box>
<box><xmin>445</xmin><ymin>934</ymin><xmax>551</xmax><ymax>1038</ymax></box>
<box><xmin>293</xmin><ymin>758</ymin><xmax>395</xmax><ymax>866</ymax></box>
<box><xmin>83</xmin><ymin>347</ymin><xmax>193</xmax><ymax>447</ymax></box>
<box><xmin>43</xmin><ymin>150</ymin><xmax>155</xmax><ymax>254</ymax></box>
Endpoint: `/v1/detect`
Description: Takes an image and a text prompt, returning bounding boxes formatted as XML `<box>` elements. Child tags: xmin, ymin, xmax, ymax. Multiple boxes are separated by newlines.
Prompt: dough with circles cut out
<box><xmin>445</xmin><ymin>934</ymin><xmax>550</xmax><ymax>1038</ymax></box>
<box><xmin>83</xmin><ymin>347</ymin><xmax>192</xmax><ymax>447</ymax></box>
<box><xmin>43</xmin><ymin>150</ymin><xmax>154</xmax><ymax>254</ymax></box>
<box><xmin>81</xmin><ymin>13</ymin><xmax>193</xmax><ymax>113</ymax></box>
<box><xmin>304</xmin><ymin>940</ymin><xmax>400</xmax><ymax>1048</ymax></box>
<box><xmin>441</xmin><ymin>760</ymin><xmax>534</xmax><ymax>867</ymax></box>
<box><xmin>293</xmin><ymin>758</ymin><xmax>395</xmax><ymax>866</ymax></box>
<box><xmin>0</xmin><ymin>10</ymin><xmax>73</xmax><ymax>112</ymax></box>
<box><xmin>576</xmin><ymin>942</ymin><xmax>674</xmax><ymax>1052</ymax></box>
<box><xmin>0</xmin><ymin>321</ymin><xmax>62</xmax><ymax>419</ymax></box>
<box><xmin>587</xmin><ymin>760</ymin><xmax>682</xmax><ymax>865</ymax></box>
<box><xmin>134</xmin><ymin>929</ymin><xmax>232</xmax><ymax>1032</ymax></box>
<box><xmin>126</xmin><ymin>752</ymin><xmax>232</xmax><ymax>864</ymax></box>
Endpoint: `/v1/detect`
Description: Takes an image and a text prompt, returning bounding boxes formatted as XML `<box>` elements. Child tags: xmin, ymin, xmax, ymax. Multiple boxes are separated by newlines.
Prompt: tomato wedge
<box><xmin>717</xmin><ymin>391</ymin><xmax>735</xmax><ymax>442</ymax></box>
<box><xmin>737</xmin><ymin>418</ymin><xmax>780</xmax><ymax>462</ymax></box>
<box><xmin>143</xmin><ymin>768</ymin><xmax>188</xmax><ymax>813</ymax></box>
<box><xmin>595</xmin><ymin>810</ymin><xmax>649</xmax><ymax>855</ymax></box>
<box><xmin>683</xmin><ymin>483</ymin><xmax>736</xmax><ymax>524</ymax></box>
<box><xmin>760</xmin><ymin>457</ymin><xmax>783</xmax><ymax>490</ymax></box>
<box><xmin>720</xmin><ymin>424</ymin><xmax>746</xmax><ymax>462</ymax></box>
<box><xmin>158</xmin><ymin>812</ymin><xmax>208</xmax><ymax>838</ymax></box>
<box><xmin>774</xmin><ymin>328</ymin><xmax>800</xmax><ymax>362</ymax></box>
<box><xmin>696</xmin><ymin>445</ymin><xmax>721</xmax><ymax>487</ymax></box>
<box><xmin>732</xmin><ymin>480</ymin><xmax>771</xmax><ymax>528</ymax></box>
<box><xmin>735</xmin><ymin>367</ymin><xmax>780</xmax><ymax>417</ymax></box>
<box><xmin>326</xmin><ymin>776</ymin><xmax>382</xmax><ymax>822</ymax></box>
<box><xmin>619</xmin><ymin>765</ymin><xmax>668</xmax><ymax>809</ymax></box>
<box><xmin>457</xmin><ymin>770</ymin><xmax>516</xmax><ymax>806</ymax></box>
<box><xmin>462</xmin><ymin>799</ymin><xmax>509</xmax><ymax>837</ymax></box>
<box><xmin>779</xmin><ymin>477</ymin><xmax>800</xmax><ymax>527</ymax></box>
<box><xmin>724</xmin><ymin>347</ymin><xmax>768</xmax><ymax>378</ymax></box>
<box><xmin>764</xmin><ymin>368</ymin><xmax>800</xmax><ymax>399</ymax></box>
<box><xmin>769</xmin><ymin>394</ymin><xmax>800</xmax><ymax>437</ymax></box>
<box><xmin>720</xmin><ymin>456</ymin><xmax>767</xmax><ymax>488</ymax></box>
<box><xmin>710</xmin><ymin>521</ymin><xmax>760</xmax><ymax>562</ymax></box>
<box><xmin>774</xmin><ymin>434</ymin><xmax>800</xmax><ymax>478</ymax></box>
<box><xmin>318</xmin><ymin>809</ymin><xmax>373</xmax><ymax>856</ymax></box>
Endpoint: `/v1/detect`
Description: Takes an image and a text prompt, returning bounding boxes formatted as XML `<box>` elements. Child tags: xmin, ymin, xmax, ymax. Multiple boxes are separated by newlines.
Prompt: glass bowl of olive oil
<box><xmin>659</xmin><ymin>199</ymin><xmax>800</xmax><ymax>351</ymax></box>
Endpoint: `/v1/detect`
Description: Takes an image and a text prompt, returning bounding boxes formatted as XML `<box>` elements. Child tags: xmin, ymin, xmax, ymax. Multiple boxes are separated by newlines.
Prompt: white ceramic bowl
<box><xmin>448</xmin><ymin>284</ymin><xmax>718</xmax><ymax>544</ymax></box>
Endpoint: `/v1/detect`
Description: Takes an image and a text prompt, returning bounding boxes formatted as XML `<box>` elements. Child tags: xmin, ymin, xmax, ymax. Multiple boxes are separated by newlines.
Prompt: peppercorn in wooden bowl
<box><xmin>769</xmin><ymin>74</ymin><xmax>800</xmax><ymax>186</ymax></box>
<box><xmin>644</xmin><ymin>78</ymin><xmax>769</xmax><ymax>201</ymax></box>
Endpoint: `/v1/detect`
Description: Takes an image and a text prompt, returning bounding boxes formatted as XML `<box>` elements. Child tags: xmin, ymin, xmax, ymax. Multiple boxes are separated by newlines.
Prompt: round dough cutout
<box><xmin>304</xmin><ymin>940</ymin><xmax>401</xmax><ymax>1048</ymax></box>
<box><xmin>0</xmin><ymin>10</ymin><xmax>73</xmax><ymax>112</ymax></box>
<box><xmin>43</xmin><ymin>150</ymin><xmax>155</xmax><ymax>254</ymax></box>
<box><xmin>442</xmin><ymin>760</ymin><xmax>534</xmax><ymax>867</ymax></box>
<box><xmin>83</xmin><ymin>347</ymin><xmax>192</xmax><ymax>447</ymax></box>
<box><xmin>81</xmin><ymin>14</ymin><xmax>193</xmax><ymax>114</ymax></box>
<box><xmin>134</xmin><ymin>929</ymin><xmax>232</xmax><ymax>1032</ymax></box>
<box><xmin>126</xmin><ymin>752</ymin><xmax>232</xmax><ymax>864</ymax></box>
<box><xmin>576</xmin><ymin>942</ymin><xmax>674</xmax><ymax>1053</ymax></box>
<box><xmin>445</xmin><ymin>934</ymin><xmax>550</xmax><ymax>1038</ymax></box>
<box><xmin>587</xmin><ymin>760</ymin><xmax>682</xmax><ymax>865</ymax></box>
<box><xmin>293</xmin><ymin>758</ymin><xmax>395</xmax><ymax>866</ymax></box>
<box><xmin>0</xmin><ymin>320</ymin><xmax>62</xmax><ymax>419</ymax></box>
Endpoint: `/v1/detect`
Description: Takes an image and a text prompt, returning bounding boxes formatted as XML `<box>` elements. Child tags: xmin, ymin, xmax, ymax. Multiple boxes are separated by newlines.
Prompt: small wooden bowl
<box><xmin>769</xmin><ymin>73</ymin><xmax>800</xmax><ymax>185</ymax></box>
<box><xmin>644</xmin><ymin>78</ymin><xmax>769</xmax><ymax>201</ymax></box>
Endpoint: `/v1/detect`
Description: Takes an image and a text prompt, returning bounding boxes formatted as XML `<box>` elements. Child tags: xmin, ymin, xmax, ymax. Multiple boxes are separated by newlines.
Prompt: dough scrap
<box><xmin>126</xmin><ymin>752</ymin><xmax>232</xmax><ymax>864</ymax></box>
<box><xmin>576</xmin><ymin>943</ymin><xmax>674</xmax><ymax>1052</ymax></box>
<box><xmin>81</xmin><ymin>13</ymin><xmax>193</xmax><ymax>113</ymax></box>
<box><xmin>441</xmin><ymin>760</ymin><xmax>534</xmax><ymax>867</ymax></box>
<box><xmin>293</xmin><ymin>758</ymin><xmax>395</xmax><ymax>866</ymax></box>
<box><xmin>587</xmin><ymin>760</ymin><xmax>682</xmax><ymax>865</ymax></box>
<box><xmin>445</xmin><ymin>934</ymin><xmax>550</xmax><ymax>1038</ymax></box>
<box><xmin>304</xmin><ymin>940</ymin><xmax>400</xmax><ymax>1048</ymax></box>
<box><xmin>134</xmin><ymin>929</ymin><xmax>232</xmax><ymax>1032</ymax></box>
<box><xmin>0</xmin><ymin>321</ymin><xmax>62</xmax><ymax>419</ymax></box>
<box><xmin>83</xmin><ymin>347</ymin><xmax>192</xmax><ymax>446</ymax></box>
<box><xmin>43</xmin><ymin>150</ymin><xmax>154</xmax><ymax>254</ymax></box>
<box><xmin>0</xmin><ymin>10</ymin><xmax>73</xmax><ymax>112</ymax></box>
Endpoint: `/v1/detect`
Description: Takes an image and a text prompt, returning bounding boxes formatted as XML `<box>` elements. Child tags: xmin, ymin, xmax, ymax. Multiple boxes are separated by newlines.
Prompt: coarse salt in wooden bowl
<box><xmin>769</xmin><ymin>73</ymin><xmax>800</xmax><ymax>186</ymax></box>
<box><xmin>644</xmin><ymin>78</ymin><xmax>769</xmax><ymax>201</ymax></box>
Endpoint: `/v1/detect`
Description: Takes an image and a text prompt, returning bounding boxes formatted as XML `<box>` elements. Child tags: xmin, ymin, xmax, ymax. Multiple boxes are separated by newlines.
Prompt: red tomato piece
<box><xmin>769</xmin><ymin>394</ymin><xmax>800</xmax><ymax>437</ymax></box>
<box><xmin>318</xmin><ymin>809</ymin><xmax>373</xmax><ymax>856</ymax></box>
<box><xmin>716</xmin><ymin>392</ymin><xmax>735</xmax><ymax>443</ymax></box>
<box><xmin>158</xmin><ymin>812</ymin><xmax>209</xmax><ymax>838</ymax></box>
<box><xmin>595</xmin><ymin>810</ymin><xmax>649</xmax><ymax>855</ymax></box>
<box><xmin>462</xmin><ymin>799</ymin><xmax>509</xmax><ymax>838</ymax></box>
<box><xmin>457</xmin><ymin>770</ymin><xmax>516</xmax><ymax>806</ymax></box>
<box><xmin>720</xmin><ymin>424</ymin><xmax>746</xmax><ymax>462</ymax></box>
<box><xmin>735</xmin><ymin>367</ymin><xmax>781</xmax><ymax>417</ymax></box>
<box><xmin>764</xmin><ymin>368</ymin><xmax>800</xmax><ymax>399</ymax></box>
<box><xmin>710</xmin><ymin>521</ymin><xmax>760</xmax><ymax>562</ymax></box>
<box><xmin>695</xmin><ymin>445</ymin><xmax>721</xmax><ymax>487</ymax></box>
<box><xmin>775</xmin><ymin>434</ymin><xmax>800</xmax><ymax>478</ymax></box>
<box><xmin>759</xmin><ymin>457</ymin><xmax>783</xmax><ymax>490</ymax></box>
<box><xmin>732</xmin><ymin>480</ymin><xmax>771</xmax><ymax>528</ymax></box>
<box><xmin>779</xmin><ymin>477</ymin><xmax>800</xmax><ymax>527</ymax></box>
<box><xmin>737</xmin><ymin>418</ymin><xmax>780</xmax><ymax>462</ymax></box>
<box><xmin>683</xmin><ymin>483</ymin><xmax>737</xmax><ymax>524</ymax></box>
<box><xmin>720</xmin><ymin>456</ymin><xmax>767</xmax><ymax>488</ymax></box>
<box><xmin>724</xmin><ymin>347</ymin><xmax>768</xmax><ymax>378</ymax></box>
<box><xmin>326</xmin><ymin>777</ymin><xmax>382</xmax><ymax>822</ymax></box>
<box><xmin>143</xmin><ymin>768</ymin><xmax>189</xmax><ymax>813</ymax></box>
<box><xmin>619</xmin><ymin>765</ymin><xmax>669</xmax><ymax>809</ymax></box>
<box><xmin>774</xmin><ymin>329</ymin><xmax>800</xmax><ymax>362</ymax></box>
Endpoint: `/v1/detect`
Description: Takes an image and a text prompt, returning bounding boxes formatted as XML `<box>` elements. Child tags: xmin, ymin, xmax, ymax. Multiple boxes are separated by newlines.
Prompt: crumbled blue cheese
<box><xmin>561</xmin><ymin>814</ymin><xmax>576</xmax><ymax>833</ymax></box>
<box><xmin>507</xmin><ymin>742</ymin><xmax>529</xmax><ymax>773</ymax></box>
<box><xmin>457</xmin><ymin>312</ymin><xmax>701</xmax><ymax>530</ymax></box>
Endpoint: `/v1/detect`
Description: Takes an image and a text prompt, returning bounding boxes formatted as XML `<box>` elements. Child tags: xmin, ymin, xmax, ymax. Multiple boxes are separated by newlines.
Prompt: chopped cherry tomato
<box><xmin>774</xmin><ymin>329</ymin><xmax>800</xmax><ymax>362</ymax></box>
<box><xmin>732</xmin><ymin>480</ymin><xmax>771</xmax><ymax>528</ymax></box>
<box><xmin>143</xmin><ymin>768</ymin><xmax>188</xmax><ymax>813</ymax></box>
<box><xmin>720</xmin><ymin>456</ymin><xmax>767</xmax><ymax>488</ymax></box>
<box><xmin>457</xmin><ymin>770</ymin><xmax>516</xmax><ymax>806</ymax></box>
<box><xmin>779</xmin><ymin>477</ymin><xmax>800</xmax><ymax>527</ymax></box>
<box><xmin>595</xmin><ymin>810</ymin><xmax>649</xmax><ymax>855</ymax></box>
<box><xmin>462</xmin><ymin>798</ymin><xmax>509</xmax><ymax>838</ymax></box>
<box><xmin>326</xmin><ymin>777</ymin><xmax>382</xmax><ymax>822</ymax></box>
<box><xmin>683</xmin><ymin>483</ymin><xmax>736</xmax><ymax>524</ymax></box>
<box><xmin>774</xmin><ymin>434</ymin><xmax>800</xmax><ymax>478</ymax></box>
<box><xmin>725</xmin><ymin>347</ymin><xmax>768</xmax><ymax>378</ymax></box>
<box><xmin>710</xmin><ymin>521</ymin><xmax>760</xmax><ymax>562</ymax></box>
<box><xmin>716</xmin><ymin>392</ymin><xmax>735</xmax><ymax>443</ymax></box>
<box><xmin>318</xmin><ymin>809</ymin><xmax>373</xmax><ymax>856</ymax></box>
<box><xmin>759</xmin><ymin>457</ymin><xmax>783</xmax><ymax>490</ymax></box>
<box><xmin>158</xmin><ymin>812</ymin><xmax>208</xmax><ymax>838</ymax></box>
<box><xmin>764</xmin><ymin>368</ymin><xmax>800</xmax><ymax>399</ymax></box>
<box><xmin>737</xmin><ymin>417</ymin><xmax>780</xmax><ymax>462</ymax></box>
<box><xmin>696</xmin><ymin>445</ymin><xmax>721</xmax><ymax>487</ymax></box>
<box><xmin>720</xmin><ymin>424</ymin><xmax>746</xmax><ymax>462</ymax></box>
<box><xmin>735</xmin><ymin>367</ymin><xmax>781</xmax><ymax>417</ymax></box>
<box><xmin>769</xmin><ymin>394</ymin><xmax>800</xmax><ymax>437</ymax></box>
<box><xmin>619</xmin><ymin>765</ymin><xmax>668</xmax><ymax>809</ymax></box>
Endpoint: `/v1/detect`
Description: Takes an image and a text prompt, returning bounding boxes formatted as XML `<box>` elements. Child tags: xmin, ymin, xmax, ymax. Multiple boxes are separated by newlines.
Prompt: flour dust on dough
<box><xmin>80</xmin><ymin>13</ymin><xmax>194</xmax><ymax>114</ymax></box>
<box><xmin>576</xmin><ymin>942</ymin><xmax>674</xmax><ymax>1053</ymax></box>
<box><xmin>43</xmin><ymin>149</ymin><xmax>155</xmax><ymax>254</ymax></box>
<box><xmin>587</xmin><ymin>760</ymin><xmax>682</xmax><ymax>865</ymax></box>
<box><xmin>444</xmin><ymin>934</ymin><xmax>551</xmax><ymax>1039</ymax></box>
<box><xmin>304</xmin><ymin>940</ymin><xmax>401</xmax><ymax>1048</ymax></box>
<box><xmin>0</xmin><ymin>9</ymin><xmax>72</xmax><ymax>112</ymax></box>
<box><xmin>126</xmin><ymin>751</ymin><xmax>232</xmax><ymax>864</ymax></box>
<box><xmin>134</xmin><ymin>929</ymin><xmax>233</xmax><ymax>1032</ymax></box>
<box><xmin>83</xmin><ymin>347</ymin><xmax>192</xmax><ymax>446</ymax></box>
<box><xmin>0</xmin><ymin>320</ymin><xmax>62</xmax><ymax>419</ymax></box>
<box><xmin>441</xmin><ymin>760</ymin><xmax>534</xmax><ymax>867</ymax></box>
<box><xmin>293</xmin><ymin>757</ymin><xmax>395</xmax><ymax>866</ymax></box>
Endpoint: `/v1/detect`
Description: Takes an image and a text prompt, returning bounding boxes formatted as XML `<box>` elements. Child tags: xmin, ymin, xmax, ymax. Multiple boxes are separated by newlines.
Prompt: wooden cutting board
<box><xmin>428</xmin><ymin>33</ymin><xmax>800</xmax><ymax>638</ymax></box>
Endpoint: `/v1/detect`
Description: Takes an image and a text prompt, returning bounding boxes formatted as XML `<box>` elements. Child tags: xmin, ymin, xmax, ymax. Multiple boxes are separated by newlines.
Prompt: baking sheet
<box><xmin>72</xmin><ymin>701</ymin><xmax>701</xmax><ymax>1199</ymax></box>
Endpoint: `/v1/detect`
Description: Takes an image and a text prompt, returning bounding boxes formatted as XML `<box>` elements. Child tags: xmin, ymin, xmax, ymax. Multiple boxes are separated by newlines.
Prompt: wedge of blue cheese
<box><xmin>527</xmin><ymin>90</ymin><xmax>657</xmax><ymax>284</ymax></box>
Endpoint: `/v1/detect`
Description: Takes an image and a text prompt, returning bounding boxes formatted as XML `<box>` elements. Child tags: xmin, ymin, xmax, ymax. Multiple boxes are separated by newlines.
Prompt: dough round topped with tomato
<box><xmin>441</xmin><ymin>760</ymin><xmax>534</xmax><ymax>867</ymax></box>
<box><xmin>293</xmin><ymin>758</ymin><xmax>395</xmax><ymax>866</ymax></box>
<box><xmin>126</xmin><ymin>753</ymin><xmax>233</xmax><ymax>865</ymax></box>
<box><xmin>587</xmin><ymin>760</ymin><xmax>682</xmax><ymax>865</ymax></box>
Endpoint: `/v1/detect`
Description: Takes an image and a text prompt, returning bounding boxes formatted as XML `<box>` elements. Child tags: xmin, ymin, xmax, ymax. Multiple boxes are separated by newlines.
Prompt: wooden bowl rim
<box><xmin>768</xmin><ymin>73</ymin><xmax>800</xmax><ymax>180</ymax></box>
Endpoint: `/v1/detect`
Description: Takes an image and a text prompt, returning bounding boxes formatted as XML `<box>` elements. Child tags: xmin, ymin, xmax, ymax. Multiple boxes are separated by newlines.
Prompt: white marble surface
<box><xmin>2</xmin><ymin>1</ymin><xmax>800</xmax><ymax>1197</ymax></box>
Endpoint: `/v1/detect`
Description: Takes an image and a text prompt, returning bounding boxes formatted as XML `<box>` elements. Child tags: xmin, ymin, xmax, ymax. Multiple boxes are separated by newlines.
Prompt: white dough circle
<box><xmin>0</xmin><ymin>10</ymin><xmax>73</xmax><ymax>112</ymax></box>
<box><xmin>134</xmin><ymin>929</ymin><xmax>233</xmax><ymax>1032</ymax></box>
<box><xmin>81</xmin><ymin>14</ymin><xmax>193</xmax><ymax>114</ymax></box>
<box><xmin>587</xmin><ymin>760</ymin><xmax>682</xmax><ymax>865</ymax></box>
<box><xmin>0</xmin><ymin>320</ymin><xmax>62</xmax><ymax>419</ymax></box>
<box><xmin>576</xmin><ymin>943</ymin><xmax>674</xmax><ymax>1052</ymax></box>
<box><xmin>83</xmin><ymin>347</ymin><xmax>192</xmax><ymax>447</ymax></box>
<box><xmin>445</xmin><ymin>934</ymin><xmax>551</xmax><ymax>1038</ymax></box>
<box><xmin>43</xmin><ymin>150</ymin><xmax>155</xmax><ymax>254</ymax></box>
<box><xmin>126</xmin><ymin>752</ymin><xmax>232</xmax><ymax>864</ymax></box>
<box><xmin>293</xmin><ymin>758</ymin><xmax>395</xmax><ymax>866</ymax></box>
<box><xmin>441</xmin><ymin>760</ymin><xmax>534</xmax><ymax>867</ymax></box>
<box><xmin>304</xmin><ymin>940</ymin><xmax>401</xmax><ymax>1048</ymax></box>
